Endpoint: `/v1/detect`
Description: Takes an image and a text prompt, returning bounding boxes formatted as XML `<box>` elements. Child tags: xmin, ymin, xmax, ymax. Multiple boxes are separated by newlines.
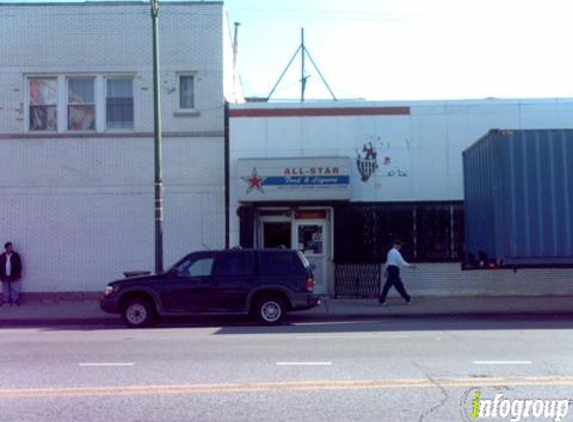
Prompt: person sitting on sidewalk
<box><xmin>379</xmin><ymin>239</ymin><xmax>416</xmax><ymax>306</ymax></box>
<box><xmin>0</xmin><ymin>242</ymin><xmax>23</xmax><ymax>306</ymax></box>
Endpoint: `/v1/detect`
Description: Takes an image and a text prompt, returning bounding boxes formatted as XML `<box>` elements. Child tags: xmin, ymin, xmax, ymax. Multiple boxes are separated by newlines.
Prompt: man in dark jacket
<box><xmin>0</xmin><ymin>242</ymin><xmax>23</xmax><ymax>306</ymax></box>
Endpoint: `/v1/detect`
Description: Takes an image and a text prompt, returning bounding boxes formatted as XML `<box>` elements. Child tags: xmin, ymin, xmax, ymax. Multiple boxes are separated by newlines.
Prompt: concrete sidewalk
<box><xmin>0</xmin><ymin>296</ymin><xmax>573</xmax><ymax>326</ymax></box>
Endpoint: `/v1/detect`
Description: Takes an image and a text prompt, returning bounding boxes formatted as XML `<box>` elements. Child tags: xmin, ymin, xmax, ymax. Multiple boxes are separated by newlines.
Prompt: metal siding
<box><xmin>465</xmin><ymin>129</ymin><xmax>573</xmax><ymax>265</ymax></box>
<box><xmin>463</xmin><ymin>135</ymin><xmax>497</xmax><ymax>261</ymax></box>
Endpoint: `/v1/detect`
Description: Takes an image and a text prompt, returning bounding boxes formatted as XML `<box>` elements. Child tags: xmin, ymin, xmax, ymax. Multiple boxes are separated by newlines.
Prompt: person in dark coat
<box><xmin>0</xmin><ymin>242</ymin><xmax>23</xmax><ymax>306</ymax></box>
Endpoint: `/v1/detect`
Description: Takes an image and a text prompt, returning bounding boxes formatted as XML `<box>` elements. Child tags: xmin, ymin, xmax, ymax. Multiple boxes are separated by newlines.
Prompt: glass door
<box><xmin>294</xmin><ymin>221</ymin><xmax>328</xmax><ymax>295</ymax></box>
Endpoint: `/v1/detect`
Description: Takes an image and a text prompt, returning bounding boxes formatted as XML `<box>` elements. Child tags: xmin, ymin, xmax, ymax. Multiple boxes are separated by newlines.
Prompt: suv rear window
<box><xmin>214</xmin><ymin>251</ymin><xmax>255</xmax><ymax>276</ymax></box>
<box><xmin>259</xmin><ymin>250</ymin><xmax>306</xmax><ymax>276</ymax></box>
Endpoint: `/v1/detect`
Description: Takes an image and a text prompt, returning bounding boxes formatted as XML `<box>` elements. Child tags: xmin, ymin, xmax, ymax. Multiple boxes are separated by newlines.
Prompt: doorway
<box><xmin>257</xmin><ymin>208</ymin><xmax>331</xmax><ymax>296</ymax></box>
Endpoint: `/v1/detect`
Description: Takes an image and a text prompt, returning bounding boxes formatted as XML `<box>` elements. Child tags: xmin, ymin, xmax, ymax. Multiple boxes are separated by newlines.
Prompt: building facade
<box><xmin>230</xmin><ymin>100</ymin><xmax>573</xmax><ymax>297</ymax></box>
<box><xmin>0</xmin><ymin>1</ymin><xmax>233</xmax><ymax>293</ymax></box>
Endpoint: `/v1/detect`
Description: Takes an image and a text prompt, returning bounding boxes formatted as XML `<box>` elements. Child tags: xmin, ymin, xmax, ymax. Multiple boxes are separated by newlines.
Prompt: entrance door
<box><xmin>295</xmin><ymin>221</ymin><xmax>328</xmax><ymax>295</ymax></box>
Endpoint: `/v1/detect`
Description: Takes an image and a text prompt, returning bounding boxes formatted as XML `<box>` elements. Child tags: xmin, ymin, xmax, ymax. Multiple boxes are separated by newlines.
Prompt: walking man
<box><xmin>0</xmin><ymin>242</ymin><xmax>23</xmax><ymax>306</ymax></box>
<box><xmin>379</xmin><ymin>239</ymin><xmax>415</xmax><ymax>306</ymax></box>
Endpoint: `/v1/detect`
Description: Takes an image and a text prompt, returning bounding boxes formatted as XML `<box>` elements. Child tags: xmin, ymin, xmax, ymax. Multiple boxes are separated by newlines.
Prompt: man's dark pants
<box><xmin>379</xmin><ymin>265</ymin><xmax>411</xmax><ymax>303</ymax></box>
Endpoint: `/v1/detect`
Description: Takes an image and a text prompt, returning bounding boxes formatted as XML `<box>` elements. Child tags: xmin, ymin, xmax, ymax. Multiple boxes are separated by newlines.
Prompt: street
<box><xmin>1</xmin><ymin>317</ymin><xmax>573</xmax><ymax>422</ymax></box>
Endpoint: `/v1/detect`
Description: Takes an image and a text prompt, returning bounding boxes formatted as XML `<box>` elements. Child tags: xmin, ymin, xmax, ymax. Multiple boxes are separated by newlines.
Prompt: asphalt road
<box><xmin>1</xmin><ymin>317</ymin><xmax>573</xmax><ymax>422</ymax></box>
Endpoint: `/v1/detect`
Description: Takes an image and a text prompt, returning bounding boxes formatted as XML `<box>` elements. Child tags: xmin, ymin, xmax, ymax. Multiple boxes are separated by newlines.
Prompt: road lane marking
<box><xmin>472</xmin><ymin>360</ymin><xmax>532</xmax><ymax>365</ymax></box>
<box><xmin>294</xmin><ymin>334</ymin><xmax>411</xmax><ymax>340</ymax></box>
<box><xmin>78</xmin><ymin>363</ymin><xmax>135</xmax><ymax>367</ymax></box>
<box><xmin>3</xmin><ymin>375</ymin><xmax>573</xmax><ymax>398</ymax></box>
<box><xmin>276</xmin><ymin>362</ymin><xmax>332</xmax><ymax>366</ymax></box>
<box><xmin>292</xmin><ymin>320</ymin><xmax>382</xmax><ymax>326</ymax></box>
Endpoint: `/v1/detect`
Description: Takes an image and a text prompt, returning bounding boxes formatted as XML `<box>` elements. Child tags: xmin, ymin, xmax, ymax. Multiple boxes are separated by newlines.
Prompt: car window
<box><xmin>259</xmin><ymin>251</ymin><xmax>305</xmax><ymax>276</ymax></box>
<box><xmin>214</xmin><ymin>252</ymin><xmax>254</xmax><ymax>276</ymax></box>
<box><xmin>175</xmin><ymin>256</ymin><xmax>215</xmax><ymax>278</ymax></box>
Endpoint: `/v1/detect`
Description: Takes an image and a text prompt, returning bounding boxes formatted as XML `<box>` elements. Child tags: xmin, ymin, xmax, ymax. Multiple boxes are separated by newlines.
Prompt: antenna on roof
<box><xmin>267</xmin><ymin>28</ymin><xmax>337</xmax><ymax>102</ymax></box>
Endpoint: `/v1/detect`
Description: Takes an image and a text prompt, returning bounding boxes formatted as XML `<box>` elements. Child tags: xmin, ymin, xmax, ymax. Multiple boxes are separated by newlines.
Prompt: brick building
<box><xmin>0</xmin><ymin>1</ymin><xmax>235</xmax><ymax>293</ymax></box>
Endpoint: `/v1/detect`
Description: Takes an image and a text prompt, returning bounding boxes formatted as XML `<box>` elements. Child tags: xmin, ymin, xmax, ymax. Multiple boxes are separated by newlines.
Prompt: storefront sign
<box><xmin>237</xmin><ymin>157</ymin><xmax>351</xmax><ymax>202</ymax></box>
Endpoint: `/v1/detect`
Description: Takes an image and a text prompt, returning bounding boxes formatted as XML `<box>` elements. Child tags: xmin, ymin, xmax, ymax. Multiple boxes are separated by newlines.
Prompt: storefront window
<box><xmin>416</xmin><ymin>205</ymin><xmax>452</xmax><ymax>261</ymax></box>
<box><xmin>262</xmin><ymin>222</ymin><xmax>291</xmax><ymax>249</ymax></box>
<box><xmin>334</xmin><ymin>202</ymin><xmax>464</xmax><ymax>263</ymax></box>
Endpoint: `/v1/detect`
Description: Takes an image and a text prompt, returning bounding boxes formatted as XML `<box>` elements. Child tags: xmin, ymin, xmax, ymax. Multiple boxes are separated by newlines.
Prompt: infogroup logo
<box><xmin>461</xmin><ymin>388</ymin><xmax>570</xmax><ymax>422</ymax></box>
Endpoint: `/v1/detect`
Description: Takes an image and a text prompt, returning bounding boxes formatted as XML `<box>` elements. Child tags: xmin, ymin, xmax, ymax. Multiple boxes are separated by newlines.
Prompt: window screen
<box><xmin>106</xmin><ymin>78</ymin><xmax>133</xmax><ymax>129</ymax></box>
<box><xmin>179</xmin><ymin>75</ymin><xmax>195</xmax><ymax>109</ymax></box>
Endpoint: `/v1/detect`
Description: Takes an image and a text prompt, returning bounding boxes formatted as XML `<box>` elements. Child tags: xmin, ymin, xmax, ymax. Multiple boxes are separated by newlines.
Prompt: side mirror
<box><xmin>167</xmin><ymin>268</ymin><xmax>179</xmax><ymax>278</ymax></box>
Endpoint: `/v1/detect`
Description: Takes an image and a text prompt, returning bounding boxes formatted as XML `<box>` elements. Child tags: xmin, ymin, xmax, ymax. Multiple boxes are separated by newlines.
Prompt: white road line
<box><xmin>78</xmin><ymin>363</ymin><xmax>135</xmax><ymax>367</ymax></box>
<box><xmin>295</xmin><ymin>334</ymin><xmax>411</xmax><ymax>340</ymax></box>
<box><xmin>276</xmin><ymin>362</ymin><xmax>332</xmax><ymax>366</ymax></box>
<box><xmin>472</xmin><ymin>360</ymin><xmax>532</xmax><ymax>365</ymax></box>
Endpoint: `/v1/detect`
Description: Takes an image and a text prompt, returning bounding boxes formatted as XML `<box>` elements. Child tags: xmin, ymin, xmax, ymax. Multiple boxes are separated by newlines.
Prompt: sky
<box><xmin>224</xmin><ymin>0</ymin><xmax>573</xmax><ymax>101</ymax></box>
<box><xmin>5</xmin><ymin>0</ymin><xmax>573</xmax><ymax>101</ymax></box>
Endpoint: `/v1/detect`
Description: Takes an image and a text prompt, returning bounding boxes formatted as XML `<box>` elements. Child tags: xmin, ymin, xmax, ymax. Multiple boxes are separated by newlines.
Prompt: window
<box><xmin>416</xmin><ymin>206</ymin><xmax>453</xmax><ymax>261</ymax></box>
<box><xmin>214</xmin><ymin>252</ymin><xmax>254</xmax><ymax>276</ymax></box>
<box><xmin>179</xmin><ymin>75</ymin><xmax>195</xmax><ymax>109</ymax></box>
<box><xmin>175</xmin><ymin>255</ymin><xmax>215</xmax><ymax>278</ymax></box>
<box><xmin>260</xmin><ymin>251</ymin><xmax>304</xmax><ymax>276</ymax></box>
<box><xmin>334</xmin><ymin>202</ymin><xmax>464</xmax><ymax>263</ymax></box>
<box><xmin>29</xmin><ymin>78</ymin><xmax>58</xmax><ymax>131</ymax></box>
<box><xmin>68</xmin><ymin>77</ymin><xmax>95</xmax><ymax>131</ymax></box>
<box><xmin>106</xmin><ymin>78</ymin><xmax>134</xmax><ymax>129</ymax></box>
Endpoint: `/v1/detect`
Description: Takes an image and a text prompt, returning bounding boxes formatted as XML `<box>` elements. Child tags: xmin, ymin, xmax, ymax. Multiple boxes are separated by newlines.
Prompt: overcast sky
<box><xmin>224</xmin><ymin>0</ymin><xmax>573</xmax><ymax>101</ymax></box>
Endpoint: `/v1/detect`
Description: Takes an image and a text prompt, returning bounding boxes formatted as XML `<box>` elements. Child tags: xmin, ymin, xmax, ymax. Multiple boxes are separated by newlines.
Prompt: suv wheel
<box><xmin>121</xmin><ymin>298</ymin><xmax>156</xmax><ymax>328</ymax></box>
<box><xmin>255</xmin><ymin>295</ymin><xmax>286</xmax><ymax>325</ymax></box>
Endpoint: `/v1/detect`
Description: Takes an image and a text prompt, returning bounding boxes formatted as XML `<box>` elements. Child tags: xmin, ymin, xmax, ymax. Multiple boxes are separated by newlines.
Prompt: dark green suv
<box><xmin>100</xmin><ymin>249</ymin><xmax>320</xmax><ymax>328</ymax></box>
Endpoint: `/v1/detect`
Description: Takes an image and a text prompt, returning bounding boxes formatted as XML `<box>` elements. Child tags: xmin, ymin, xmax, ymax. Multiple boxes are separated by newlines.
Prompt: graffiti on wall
<box><xmin>356</xmin><ymin>135</ymin><xmax>410</xmax><ymax>182</ymax></box>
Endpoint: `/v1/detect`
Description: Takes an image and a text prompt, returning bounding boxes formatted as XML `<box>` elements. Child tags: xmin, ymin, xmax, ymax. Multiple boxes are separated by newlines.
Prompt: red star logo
<box><xmin>241</xmin><ymin>167</ymin><xmax>267</xmax><ymax>194</ymax></box>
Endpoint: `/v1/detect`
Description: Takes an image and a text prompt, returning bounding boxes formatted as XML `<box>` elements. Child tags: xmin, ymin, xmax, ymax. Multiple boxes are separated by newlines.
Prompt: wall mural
<box><xmin>356</xmin><ymin>135</ymin><xmax>410</xmax><ymax>183</ymax></box>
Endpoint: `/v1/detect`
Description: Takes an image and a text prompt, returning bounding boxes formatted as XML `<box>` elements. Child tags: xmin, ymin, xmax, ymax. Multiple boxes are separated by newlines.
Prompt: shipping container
<box><xmin>463</xmin><ymin>129</ymin><xmax>573</xmax><ymax>268</ymax></box>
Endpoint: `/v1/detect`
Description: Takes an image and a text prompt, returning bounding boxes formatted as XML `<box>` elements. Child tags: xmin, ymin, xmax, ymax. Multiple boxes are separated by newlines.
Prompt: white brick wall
<box><xmin>0</xmin><ymin>2</ymin><xmax>226</xmax><ymax>292</ymax></box>
<box><xmin>0</xmin><ymin>136</ymin><xmax>224</xmax><ymax>292</ymax></box>
<box><xmin>0</xmin><ymin>2</ymin><xmax>226</xmax><ymax>134</ymax></box>
<box><xmin>391</xmin><ymin>264</ymin><xmax>573</xmax><ymax>297</ymax></box>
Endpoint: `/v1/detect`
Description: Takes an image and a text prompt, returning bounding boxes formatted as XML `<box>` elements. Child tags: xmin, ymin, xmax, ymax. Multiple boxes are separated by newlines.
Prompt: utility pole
<box><xmin>150</xmin><ymin>0</ymin><xmax>164</xmax><ymax>273</ymax></box>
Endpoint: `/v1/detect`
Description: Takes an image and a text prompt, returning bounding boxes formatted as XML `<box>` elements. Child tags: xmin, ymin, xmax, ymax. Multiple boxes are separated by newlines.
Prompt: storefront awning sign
<box><xmin>237</xmin><ymin>157</ymin><xmax>351</xmax><ymax>202</ymax></box>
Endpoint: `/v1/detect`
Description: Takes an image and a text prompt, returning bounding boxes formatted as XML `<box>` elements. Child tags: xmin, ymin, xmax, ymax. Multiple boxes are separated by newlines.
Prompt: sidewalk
<box><xmin>1</xmin><ymin>296</ymin><xmax>573</xmax><ymax>326</ymax></box>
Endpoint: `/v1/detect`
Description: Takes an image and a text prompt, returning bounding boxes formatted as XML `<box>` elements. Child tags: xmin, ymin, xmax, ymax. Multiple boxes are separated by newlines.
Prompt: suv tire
<box><xmin>254</xmin><ymin>295</ymin><xmax>286</xmax><ymax>325</ymax></box>
<box><xmin>121</xmin><ymin>298</ymin><xmax>156</xmax><ymax>328</ymax></box>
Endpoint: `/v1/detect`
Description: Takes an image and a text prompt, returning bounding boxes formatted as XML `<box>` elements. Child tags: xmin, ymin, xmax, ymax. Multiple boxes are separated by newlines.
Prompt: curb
<box><xmin>0</xmin><ymin>317</ymin><xmax>118</xmax><ymax>327</ymax></box>
<box><xmin>1</xmin><ymin>310</ymin><xmax>573</xmax><ymax>327</ymax></box>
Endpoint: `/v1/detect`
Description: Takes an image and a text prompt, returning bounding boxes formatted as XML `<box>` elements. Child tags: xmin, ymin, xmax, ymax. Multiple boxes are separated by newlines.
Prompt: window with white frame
<box><xmin>179</xmin><ymin>74</ymin><xmax>195</xmax><ymax>110</ymax></box>
<box><xmin>68</xmin><ymin>77</ymin><xmax>95</xmax><ymax>131</ymax></box>
<box><xmin>29</xmin><ymin>77</ymin><xmax>58</xmax><ymax>131</ymax></box>
<box><xmin>106</xmin><ymin>78</ymin><xmax>134</xmax><ymax>129</ymax></box>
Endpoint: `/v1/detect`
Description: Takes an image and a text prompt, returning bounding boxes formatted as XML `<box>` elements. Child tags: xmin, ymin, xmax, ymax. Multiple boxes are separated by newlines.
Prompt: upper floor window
<box><xmin>68</xmin><ymin>77</ymin><xmax>95</xmax><ymax>131</ymax></box>
<box><xmin>29</xmin><ymin>78</ymin><xmax>58</xmax><ymax>131</ymax></box>
<box><xmin>106</xmin><ymin>78</ymin><xmax>134</xmax><ymax>130</ymax></box>
<box><xmin>179</xmin><ymin>74</ymin><xmax>195</xmax><ymax>110</ymax></box>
